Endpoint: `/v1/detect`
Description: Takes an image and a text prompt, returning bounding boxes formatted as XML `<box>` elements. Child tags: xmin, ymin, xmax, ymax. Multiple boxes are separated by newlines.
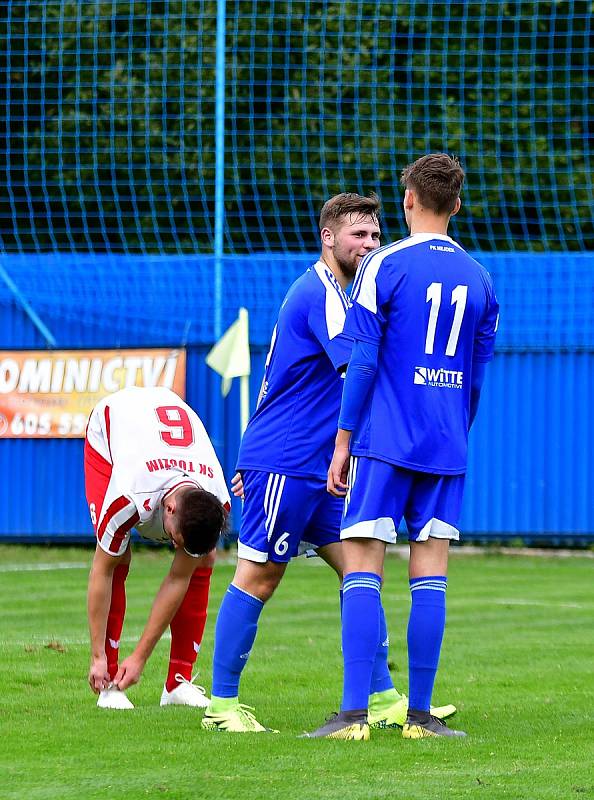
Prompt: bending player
<box><xmin>307</xmin><ymin>154</ymin><xmax>499</xmax><ymax>740</ymax></box>
<box><xmin>85</xmin><ymin>385</ymin><xmax>229</xmax><ymax>709</ymax></box>
<box><xmin>202</xmin><ymin>193</ymin><xmax>455</xmax><ymax>733</ymax></box>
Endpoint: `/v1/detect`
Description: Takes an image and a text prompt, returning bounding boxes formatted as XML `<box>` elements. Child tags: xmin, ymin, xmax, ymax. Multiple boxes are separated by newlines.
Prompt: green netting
<box><xmin>0</xmin><ymin>1</ymin><xmax>592</xmax><ymax>254</ymax></box>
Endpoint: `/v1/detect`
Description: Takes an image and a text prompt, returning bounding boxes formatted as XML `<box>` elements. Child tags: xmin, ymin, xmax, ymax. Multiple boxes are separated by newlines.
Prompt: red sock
<box><xmin>105</xmin><ymin>563</ymin><xmax>129</xmax><ymax>680</ymax></box>
<box><xmin>166</xmin><ymin>567</ymin><xmax>212</xmax><ymax>692</ymax></box>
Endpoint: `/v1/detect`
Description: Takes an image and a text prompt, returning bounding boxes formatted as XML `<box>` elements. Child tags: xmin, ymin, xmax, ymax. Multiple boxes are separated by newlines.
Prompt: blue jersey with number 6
<box><xmin>237</xmin><ymin>261</ymin><xmax>353</xmax><ymax>479</ymax></box>
<box><xmin>346</xmin><ymin>233</ymin><xmax>499</xmax><ymax>474</ymax></box>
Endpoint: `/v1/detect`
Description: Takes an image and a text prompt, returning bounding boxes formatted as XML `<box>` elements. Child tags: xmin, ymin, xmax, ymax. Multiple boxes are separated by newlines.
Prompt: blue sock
<box><xmin>211</xmin><ymin>583</ymin><xmax>264</xmax><ymax>698</ymax></box>
<box><xmin>407</xmin><ymin>575</ymin><xmax>447</xmax><ymax>712</ymax></box>
<box><xmin>340</xmin><ymin>588</ymin><xmax>394</xmax><ymax>696</ymax></box>
<box><xmin>341</xmin><ymin>572</ymin><xmax>381</xmax><ymax>711</ymax></box>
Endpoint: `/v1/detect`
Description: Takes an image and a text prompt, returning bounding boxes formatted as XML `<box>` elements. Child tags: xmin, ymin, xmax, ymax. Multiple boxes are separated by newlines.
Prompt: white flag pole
<box><xmin>238</xmin><ymin>308</ymin><xmax>250</xmax><ymax>433</ymax></box>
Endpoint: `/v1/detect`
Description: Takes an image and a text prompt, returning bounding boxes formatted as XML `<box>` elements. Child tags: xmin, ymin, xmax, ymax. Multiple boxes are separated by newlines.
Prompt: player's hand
<box><xmin>88</xmin><ymin>656</ymin><xmax>110</xmax><ymax>694</ymax></box>
<box><xmin>327</xmin><ymin>443</ymin><xmax>350</xmax><ymax>497</ymax></box>
<box><xmin>113</xmin><ymin>654</ymin><xmax>145</xmax><ymax>691</ymax></box>
<box><xmin>231</xmin><ymin>471</ymin><xmax>244</xmax><ymax>499</ymax></box>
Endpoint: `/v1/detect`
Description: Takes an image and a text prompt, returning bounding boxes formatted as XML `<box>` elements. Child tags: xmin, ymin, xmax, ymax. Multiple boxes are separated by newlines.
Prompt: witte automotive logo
<box><xmin>414</xmin><ymin>366</ymin><xmax>463</xmax><ymax>388</ymax></box>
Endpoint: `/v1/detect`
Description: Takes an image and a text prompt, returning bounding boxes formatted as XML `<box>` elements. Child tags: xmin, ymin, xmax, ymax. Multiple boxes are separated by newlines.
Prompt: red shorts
<box><xmin>84</xmin><ymin>404</ymin><xmax>138</xmax><ymax>556</ymax></box>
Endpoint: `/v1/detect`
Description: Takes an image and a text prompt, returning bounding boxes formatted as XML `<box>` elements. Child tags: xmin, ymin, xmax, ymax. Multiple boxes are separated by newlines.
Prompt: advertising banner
<box><xmin>0</xmin><ymin>348</ymin><xmax>186</xmax><ymax>438</ymax></box>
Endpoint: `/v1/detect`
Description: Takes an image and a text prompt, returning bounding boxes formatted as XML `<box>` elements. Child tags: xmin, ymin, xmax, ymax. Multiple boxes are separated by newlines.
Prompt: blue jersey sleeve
<box><xmin>338</xmin><ymin>339</ymin><xmax>379</xmax><ymax>431</ymax></box>
<box><xmin>473</xmin><ymin>276</ymin><xmax>499</xmax><ymax>363</ymax></box>
<box><xmin>307</xmin><ymin>291</ymin><xmax>353</xmax><ymax>371</ymax></box>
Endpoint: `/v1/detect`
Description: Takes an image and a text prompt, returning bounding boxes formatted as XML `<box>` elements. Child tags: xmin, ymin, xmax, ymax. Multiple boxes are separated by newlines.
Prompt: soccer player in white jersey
<box><xmin>85</xmin><ymin>386</ymin><xmax>230</xmax><ymax>709</ymax></box>
<box><xmin>307</xmin><ymin>154</ymin><xmax>499</xmax><ymax>740</ymax></box>
<box><xmin>201</xmin><ymin>193</ymin><xmax>455</xmax><ymax>733</ymax></box>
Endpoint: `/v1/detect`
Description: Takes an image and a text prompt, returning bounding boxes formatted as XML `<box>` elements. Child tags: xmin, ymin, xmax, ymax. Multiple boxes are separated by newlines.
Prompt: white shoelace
<box><xmin>173</xmin><ymin>672</ymin><xmax>206</xmax><ymax>695</ymax></box>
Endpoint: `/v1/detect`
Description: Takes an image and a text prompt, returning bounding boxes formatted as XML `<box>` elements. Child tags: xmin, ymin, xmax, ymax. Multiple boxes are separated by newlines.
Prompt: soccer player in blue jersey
<box><xmin>307</xmin><ymin>154</ymin><xmax>499</xmax><ymax>740</ymax></box>
<box><xmin>202</xmin><ymin>192</ymin><xmax>456</xmax><ymax>733</ymax></box>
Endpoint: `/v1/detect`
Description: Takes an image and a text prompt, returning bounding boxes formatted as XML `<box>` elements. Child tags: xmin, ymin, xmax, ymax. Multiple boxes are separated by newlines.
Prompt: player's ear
<box><xmin>164</xmin><ymin>496</ymin><xmax>176</xmax><ymax>515</ymax></box>
<box><xmin>403</xmin><ymin>188</ymin><xmax>414</xmax><ymax>210</ymax></box>
<box><xmin>450</xmin><ymin>196</ymin><xmax>461</xmax><ymax>217</ymax></box>
<box><xmin>320</xmin><ymin>226</ymin><xmax>335</xmax><ymax>247</ymax></box>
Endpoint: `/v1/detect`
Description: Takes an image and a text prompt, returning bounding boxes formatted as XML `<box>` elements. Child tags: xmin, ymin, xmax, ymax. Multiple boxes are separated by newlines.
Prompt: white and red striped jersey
<box><xmin>84</xmin><ymin>386</ymin><xmax>230</xmax><ymax>556</ymax></box>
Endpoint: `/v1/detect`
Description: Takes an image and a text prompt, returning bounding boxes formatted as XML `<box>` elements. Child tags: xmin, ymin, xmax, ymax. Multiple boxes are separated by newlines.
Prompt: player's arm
<box><xmin>256</xmin><ymin>322</ymin><xmax>279</xmax><ymax>408</ymax></box>
<box><xmin>87</xmin><ymin>545</ymin><xmax>129</xmax><ymax>692</ymax></box>
<box><xmin>470</xmin><ymin>276</ymin><xmax>499</xmax><ymax>429</ymax></box>
<box><xmin>114</xmin><ymin>546</ymin><xmax>199</xmax><ymax>691</ymax></box>
<box><xmin>468</xmin><ymin>360</ymin><xmax>486</xmax><ymax>429</ymax></box>
<box><xmin>256</xmin><ymin>374</ymin><xmax>267</xmax><ymax>407</ymax></box>
<box><xmin>328</xmin><ymin>339</ymin><xmax>379</xmax><ymax>496</ymax></box>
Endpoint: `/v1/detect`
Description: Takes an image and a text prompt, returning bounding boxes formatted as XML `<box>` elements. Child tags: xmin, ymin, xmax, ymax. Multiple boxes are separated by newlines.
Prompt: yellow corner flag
<box><xmin>206</xmin><ymin>307</ymin><xmax>251</xmax><ymax>398</ymax></box>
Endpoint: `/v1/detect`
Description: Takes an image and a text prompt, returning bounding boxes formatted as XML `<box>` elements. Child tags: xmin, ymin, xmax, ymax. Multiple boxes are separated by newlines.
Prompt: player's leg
<box><xmin>88</xmin><ymin>544</ymin><xmax>135</xmax><ymax>710</ymax></box>
<box><xmin>204</xmin><ymin>564</ymin><xmax>286</xmax><ymax>733</ymax></box>
<box><xmin>312</xmin><ymin>499</ymin><xmax>409</xmax><ymax>729</ymax></box>
<box><xmin>306</xmin><ymin>456</ymin><xmax>398</xmax><ymax>739</ymax></box>
<box><xmin>207</xmin><ymin>556</ymin><xmax>286</xmax><ymax>703</ymax></box>
<box><xmin>407</xmin><ymin>536</ymin><xmax>450</xmax><ymax>720</ymax></box>
<box><xmin>340</xmin><ymin>536</ymin><xmax>386</xmax><ymax>706</ymax></box>
<box><xmin>308</xmin><ymin>489</ymin><xmax>393</xmax><ymax>710</ymax></box>
<box><xmin>84</xmin><ymin>415</ymin><xmax>135</xmax><ymax>710</ymax></box>
<box><xmin>203</xmin><ymin>471</ymin><xmax>304</xmax><ymax>732</ymax></box>
<box><xmin>160</xmin><ymin>549</ymin><xmax>216</xmax><ymax>708</ymax></box>
<box><xmin>105</xmin><ymin>546</ymin><xmax>131</xmax><ymax>684</ymax></box>
<box><xmin>402</xmin><ymin>472</ymin><xmax>466</xmax><ymax>738</ymax></box>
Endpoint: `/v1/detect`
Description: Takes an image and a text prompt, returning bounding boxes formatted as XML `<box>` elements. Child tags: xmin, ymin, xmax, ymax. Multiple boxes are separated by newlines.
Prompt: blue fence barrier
<box><xmin>0</xmin><ymin>252</ymin><xmax>592</xmax><ymax>542</ymax></box>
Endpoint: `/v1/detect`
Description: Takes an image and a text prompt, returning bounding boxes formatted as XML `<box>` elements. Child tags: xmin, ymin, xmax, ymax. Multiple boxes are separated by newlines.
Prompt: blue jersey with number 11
<box><xmin>346</xmin><ymin>233</ymin><xmax>499</xmax><ymax>474</ymax></box>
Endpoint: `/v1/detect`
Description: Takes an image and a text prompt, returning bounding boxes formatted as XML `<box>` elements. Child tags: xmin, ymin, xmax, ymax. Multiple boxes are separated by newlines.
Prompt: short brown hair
<box><xmin>400</xmin><ymin>154</ymin><xmax>465</xmax><ymax>215</ymax></box>
<box><xmin>319</xmin><ymin>192</ymin><xmax>381</xmax><ymax>231</ymax></box>
<box><xmin>177</xmin><ymin>487</ymin><xmax>228</xmax><ymax>556</ymax></box>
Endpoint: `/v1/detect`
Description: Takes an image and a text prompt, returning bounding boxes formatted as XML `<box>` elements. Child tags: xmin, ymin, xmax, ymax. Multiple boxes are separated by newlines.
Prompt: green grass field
<box><xmin>0</xmin><ymin>545</ymin><xmax>592</xmax><ymax>800</ymax></box>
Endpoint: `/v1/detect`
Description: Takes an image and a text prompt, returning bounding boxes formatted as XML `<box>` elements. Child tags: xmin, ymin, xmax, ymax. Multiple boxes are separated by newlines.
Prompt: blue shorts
<box><xmin>341</xmin><ymin>456</ymin><xmax>465</xmax><ymax>543</ymax></box>
<box><xmin>238</xmin><ymin>470</ymin><xmax>342</xmax><ymax>563</ymax></box>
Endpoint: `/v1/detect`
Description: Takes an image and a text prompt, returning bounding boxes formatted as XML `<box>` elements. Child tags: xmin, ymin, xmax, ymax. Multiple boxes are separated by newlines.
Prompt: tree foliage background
<box><xmin>0</xmin><ymin>1</ymin><xmax>592</xmax><ymax>253</ymax></box>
